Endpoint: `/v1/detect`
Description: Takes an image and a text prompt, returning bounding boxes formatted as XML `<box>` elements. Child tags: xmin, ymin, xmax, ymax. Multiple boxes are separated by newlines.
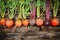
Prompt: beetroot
<box><xmin>50</xmin><ymin>0</ymin><xmax>59</xmax><ymax>27</ymax></box>
<box><xmin>45</xmin><ymin>0</ymin><xmax>50</xmax><ymax>26</ymax></box>
<box><xmin>44</xmin><ymin>20</ymin><xmax>50</xmax><ymax>26</ymax></box>
<box><xmin>29</xmin><ymin>1</ymin><xmax>36</xmax><ymax>26</ymax></box>
<box><xmin>29</xmin><ymin>19</ymin><xmax>35</xmax><ymax>26</ymax></box>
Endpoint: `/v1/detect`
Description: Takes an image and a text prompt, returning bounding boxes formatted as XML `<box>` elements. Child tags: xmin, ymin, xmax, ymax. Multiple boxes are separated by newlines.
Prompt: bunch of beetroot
<box><xmin>50</xmin><ymin>0</ymin><xmax>59</xmax><ymax>27</ymax></box>
<box><xmin>0</xmin><ymin>0</ymin><xmax>60</xmax><ymax>29</ymax></box>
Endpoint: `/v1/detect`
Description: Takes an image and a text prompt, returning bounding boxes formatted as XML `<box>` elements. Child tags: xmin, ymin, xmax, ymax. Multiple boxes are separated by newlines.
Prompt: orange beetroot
<box><xmin>51</xmin><ymin>18</ymin><xmax>59</xmax><ymax>27</ymax></box>
<box><xmin>0</xmin><ymin>19</ymin><xmax>6</xmax><ymax>26</ymax></box>
<box><xmin>0</xmin><ymin>21</ymin><xmax>1</xmax><ymax>25</ymax></box>
<box><xmin>36</xmin><ymin>18</ymin><xmax>43</xmax><ymax>26</ymax></box>
<box><xmin>6</xmin><ymin>19</ymin><xmax>14</xmax><ymax>28</ymax></box>
<box><xmin>15</xmin><ymin>20</ymin><xmax>22</xmax><ymax>27</ymax></box>
<box><xmin>51</xmin><ymin>0</ymin><xmax>59</xmax><ymax>27</ymax></box>
<box><xmin>22</xmin><ymin>19</ymin><xmax>29</xmax><ymax>27</ymax></box>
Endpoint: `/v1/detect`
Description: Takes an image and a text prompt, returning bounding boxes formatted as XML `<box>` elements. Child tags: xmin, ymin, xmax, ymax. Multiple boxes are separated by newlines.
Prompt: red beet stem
<box><xmin>30</xmin><ymin>2</ymin><xmax>36</xmax><ymax>19</ymax></box>
<box><xmin>46</xmin><ymin>0</ymin><xmax>50</xmax><ymax>20</ymax></box>
<box><xmin>32</xmin><ymin>5</ymin><xmax>36</xmax><ymax>19</ymax></box>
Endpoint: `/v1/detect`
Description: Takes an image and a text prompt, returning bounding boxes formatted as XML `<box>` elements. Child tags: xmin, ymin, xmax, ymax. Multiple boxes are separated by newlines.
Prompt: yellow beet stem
<box><xmin>37</xmin><ymin>6</ymin><xmax>40</xmax><ymax>18</ymax></box>
<box><xmin>22</xmin><ymin>5</ymin><xmax>26</xmax><ymax>19</ymax></box>
<box><xmin>53</xmin><ymin>0</ymin><xmax>59</xmax><ymax>17</ymax></box>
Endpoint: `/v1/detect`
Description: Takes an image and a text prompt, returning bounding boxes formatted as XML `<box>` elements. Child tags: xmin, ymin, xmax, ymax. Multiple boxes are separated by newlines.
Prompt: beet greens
<box><xmin>6</xmin><ymin>0</ymin><xmax>18</xmax><ymax>19</ymax></box>
<box><xmin>0</xmin><ymin>0</ymin><xmax>6</xmax><ymax>18</ymax></box>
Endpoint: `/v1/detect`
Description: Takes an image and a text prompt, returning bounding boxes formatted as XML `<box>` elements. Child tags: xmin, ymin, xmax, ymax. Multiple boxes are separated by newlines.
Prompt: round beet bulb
<box><xmin>44</xmin><ymin>20</ymin><xmax>50</xmax><ymax>26</ymax></box>
<box><xmin>50</xmin><ymin>18</ymin><xmax>59</xmax><ymax>27</ymax></box>
<box><xmin>29</xmin><ymin>19</ymin><xmax>35</xmax><ymax>26</ymax></box>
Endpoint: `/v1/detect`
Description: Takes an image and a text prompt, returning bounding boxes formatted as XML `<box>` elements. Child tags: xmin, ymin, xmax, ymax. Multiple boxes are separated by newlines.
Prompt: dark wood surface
<box><xmin>3</xmin><ymin>26</ymin><xmax>60</xmax><ymax>40</ymax></box>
